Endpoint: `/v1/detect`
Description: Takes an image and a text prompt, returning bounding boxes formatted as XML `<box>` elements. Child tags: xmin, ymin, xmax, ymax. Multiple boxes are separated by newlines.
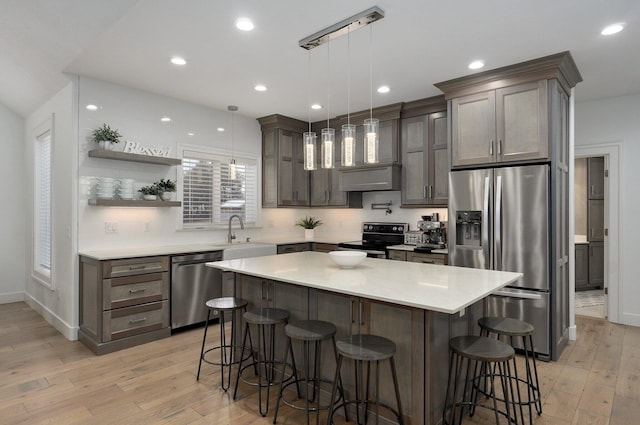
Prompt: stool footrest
<box><xmin>201</xmin><ymin>344</ymin><xmax>252</xmax><ymax>367</ymax></box>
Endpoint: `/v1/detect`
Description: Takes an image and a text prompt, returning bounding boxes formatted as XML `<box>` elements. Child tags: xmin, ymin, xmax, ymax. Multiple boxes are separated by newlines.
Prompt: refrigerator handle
<box><xmin>483</xmin><ymin>176</ymin><xmax>491</xmax><ymax>270</ymax></box>
<box><xmin>493</xmin><ymin>290</ymin><xmax>542</xmax><ymax>300</ymax></box>
<box><xmin>495</xmin><ymin>175</ymin><xmax>502</xmax><ymax>271</ymax></box>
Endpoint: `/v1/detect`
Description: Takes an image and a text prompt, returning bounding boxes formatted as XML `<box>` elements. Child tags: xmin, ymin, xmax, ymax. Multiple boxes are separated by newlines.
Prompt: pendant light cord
<box><xmin>308</xmin><ymin>51</ymin><xmax>312</xmax><ymax>133</ymax></box>
<box><xmin>369</xmin><ymin>24</ymin><xmax>373</xmax><ymax>120</ymax></box>
<box><xmin>347</xmin><ymin>28</ymin><xmax>350</xmax><ymax>125</ymax></box>
<box><xmin>326</xmin><ymin>38</ymin><xmax>330</xmax><ymax>129</ymax></box>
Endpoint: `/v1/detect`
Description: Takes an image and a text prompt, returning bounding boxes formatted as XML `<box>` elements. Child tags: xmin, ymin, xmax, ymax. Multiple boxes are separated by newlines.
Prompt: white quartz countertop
<box><xmin>207</xmin><ymin>251</ymin><xmax>521</xmax><ymax>314</ymax></box>
<box><xmin>79</xmin><ymin>244</ymin><xmax>230</xmax><ymax>260</ymax></box>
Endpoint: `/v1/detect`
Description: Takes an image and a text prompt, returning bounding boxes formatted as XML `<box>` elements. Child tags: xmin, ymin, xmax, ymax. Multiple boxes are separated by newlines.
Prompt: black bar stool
<box><xmin>327</xmin><ymin>334</ymin><xmax>404</xmax><ymax>425</ymax></box>
<box><xmin>273</xmin><ymin>320</ymin><xmax>348</xmax><ymax>425</ymax></box>
<box><xmin>478</xmin><ymin>317</ymin><xmax>542</xmax><ymax>425</ymax></box>
<box><xmin>233</xmin><ymin>307</ymin><xmax>294</xmax><ymax>417</ymax></box>
<box><xmin>197</xmin><ymin>297</ymin><xmax>249</xmax><ymax>391</ymax></box>
<box><xmin>443</xmin><ymin>335</ymin><xmax>517</xmax><ymax>425</ymax></box>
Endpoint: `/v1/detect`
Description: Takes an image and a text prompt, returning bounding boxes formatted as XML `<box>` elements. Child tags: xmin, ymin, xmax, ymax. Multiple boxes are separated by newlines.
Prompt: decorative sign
<box><xmin>123</xmin><ymin>141</ymin><xmax>171</xmax><ymax>157</ymax></box>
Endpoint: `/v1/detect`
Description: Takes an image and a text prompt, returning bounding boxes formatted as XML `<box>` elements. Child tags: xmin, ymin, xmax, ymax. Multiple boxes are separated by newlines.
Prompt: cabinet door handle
<box><xmin>421</xmin><ymin>259</ymin><xmax>436</xmax><ymax>264</ymax></box>
<box><xmin>129</xmin><ymin>288</ymin><xmax>146</xmax><ymax>294</ymax></box>
<box><xmin>129</xmin><ymin>265</ymin><xmax>147</xmax><ymax>270</ymax></box>
<box><xmin>490</xmin><ymin>140</ymin><xmax>494</xmax><ymax>156</ymax></box>
<box><xmin>429</xmin><ymin>185</ymin><xmax>433</xmax><ymax>199</ymax></box>
<box><xmin>325</xmin><ymin>190</ymin><xmax>329</xmax><ymax>202</ymax></box>
<box><xmin>261</xmin><ymin>281</ymin><xmax>267</xmax><ymax>300</ymax></box>
<box><xmin>129</xmin><ymin>318</ymin><xmax>147</xmax><ymax>325</ymax></box>
<box><xmin>590</xmin><ymin>185</ymin><xmax>594</xmax><ymax>195</ymax></box>
<box><xmin>423</xmin><ymin>186</ymin><xmax>428</xmax><ymax>199</ymax></box>
<box><xmin>498</xmin><ymin>139</ymin><xmax>502</xmax><ymax>155</ymax></box>
<box><xmin>359</xmin><ymin>301</ymin><xmax>365</xmax><ymax>326</ymax></box>
<box><xmin>350</xmin><ymin>300</ymin><xmax>356</xmax><ymax>324</ymax></box>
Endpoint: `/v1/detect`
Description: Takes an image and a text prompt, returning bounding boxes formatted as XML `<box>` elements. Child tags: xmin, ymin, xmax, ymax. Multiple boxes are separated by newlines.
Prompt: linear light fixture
<box><xmin>298</xmin><ymin>6</ymin><xmax>384</xmax><ymax>50</ymax></box>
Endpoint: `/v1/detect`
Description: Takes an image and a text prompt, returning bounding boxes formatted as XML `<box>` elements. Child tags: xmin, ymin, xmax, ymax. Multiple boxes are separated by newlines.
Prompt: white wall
<box><xmin>24</xmin><ymin>81</ymin><xmax>77</xmax><ymax>338</ymax></box>
<box><xmin>0</xmin><ymin>102</ymin><xmax>26</xmax><ymax>303</ymax></box>
<box><xmin>575</xmin><ymin>93</ymin><xmax>640</xmax><ymax>326</ymax></box>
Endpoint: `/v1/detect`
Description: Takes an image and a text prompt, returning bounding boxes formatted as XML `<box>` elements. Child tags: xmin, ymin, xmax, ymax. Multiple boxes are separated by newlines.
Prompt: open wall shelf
<box><xmin>88</xmin><ymin>199</ymin><xmax>181</xmax><ymax>207</ymax></box>
<box><xmin>88</xmin><ymin>149</ymin><xmax>182</xmax><ymax>166</ymax></box>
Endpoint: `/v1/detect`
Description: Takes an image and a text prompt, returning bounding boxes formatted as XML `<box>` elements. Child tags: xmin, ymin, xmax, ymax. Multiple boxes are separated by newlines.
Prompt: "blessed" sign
<box><xmin>123</xmin><ymin>141</ymin><xmax>171</xmax><ymax>157</ymax></box>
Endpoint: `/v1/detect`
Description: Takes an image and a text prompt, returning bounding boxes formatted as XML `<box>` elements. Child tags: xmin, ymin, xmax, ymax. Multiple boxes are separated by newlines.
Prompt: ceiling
<box><xmin>2</xmin><ymin>0</ymin><xmax>639</xmax><ymax>120</ymax></box>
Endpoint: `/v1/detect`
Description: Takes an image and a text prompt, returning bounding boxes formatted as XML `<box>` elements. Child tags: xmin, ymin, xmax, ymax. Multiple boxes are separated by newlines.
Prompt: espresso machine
<box><xmin>411</xmin><ymin>213</ymin><xmax>447</xmax><ymax>251</ymax></box>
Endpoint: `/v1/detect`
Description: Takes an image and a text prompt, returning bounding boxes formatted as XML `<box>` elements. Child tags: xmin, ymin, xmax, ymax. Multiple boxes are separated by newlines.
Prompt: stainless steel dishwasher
<box><xmin>171</xmin><ymin>251</ymin><xmax>223</xmax><ymax>329</ymax></box>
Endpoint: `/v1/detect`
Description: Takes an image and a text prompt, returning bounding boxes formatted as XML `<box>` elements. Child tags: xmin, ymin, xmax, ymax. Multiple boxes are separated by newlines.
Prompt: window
<box><xmin>34</xmin><ymin>127</ymin><xmax>52</xmax><ymax>284</ymax></box>
<box><xmin>180</xmin><ymin>147</ymin><xmax>258</xmax><ymax>229</ymax></box>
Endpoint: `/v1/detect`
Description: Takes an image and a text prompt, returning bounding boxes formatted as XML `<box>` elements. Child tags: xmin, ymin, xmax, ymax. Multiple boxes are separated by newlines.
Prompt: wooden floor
<box><xmin>1</xmin><ymin>302</ymin><xmax>639</xmax><ymax>425</ymax></box>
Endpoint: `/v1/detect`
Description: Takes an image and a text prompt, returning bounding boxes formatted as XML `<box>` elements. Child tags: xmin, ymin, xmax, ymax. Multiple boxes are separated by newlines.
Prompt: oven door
<box><xmin>337</xmin><ymin>245</ymin><xmax>387</xmax><ymax>259</ymax></box>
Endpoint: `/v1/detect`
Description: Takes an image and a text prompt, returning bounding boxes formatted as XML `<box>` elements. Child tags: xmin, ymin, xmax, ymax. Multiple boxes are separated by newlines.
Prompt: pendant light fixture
<box><xmin>364</xmin><ymin>24</ymin><xmax>379</xmax><ymax>164</ymax></box>
<box><xmin>303</xmin><ymin>51</ymin><xmax>317</xmax><ymax>171</ymax></box>
<box><xmin>342</xmin><ymin>28</ymin><xmax>356</xmax><ymax>167</ymax></box>
<box><xmin>321</xmin><ymin>38</ymin><xmax>335</xmax><ymax>169</ymax></box>
<box><xmin>228</xmin><ymin>105</ymin><xmax>238</xmax><ymax>179</ymax></box>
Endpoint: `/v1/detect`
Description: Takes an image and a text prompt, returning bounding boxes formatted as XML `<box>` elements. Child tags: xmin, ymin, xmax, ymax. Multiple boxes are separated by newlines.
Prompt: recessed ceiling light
<box><xmin>217</xmin><ymin>127</ymin><xmax>225</xmax><ymax>132</ymax></box>
<box><xmin>601</xmin><ymin>23</ymin><xmax>624</xmax><ymax>35</ymax></box>
<box><xmin>254</xmin><ymin>84</ymin><xmax>267</xmax><ymax>92</ymax></box>
<box><xmin>311</xmin><ymin>104</ymin><xmax>322</xmax><ymax>110</ymax></box>
<box><xmin>160</xmin><ymin>117</ymin><xmax>172</xmax><ymax>122</ymax></box>
<box><xmin>235</xmin><ymin>18</ymin><xmax>254</xmax><ymax>31</ymax></box>
<box><xmin>86</xmin><ymin>104</ymin><xmax>98</xmax><ymax>111</ymax></box>
<box><xmin>377</xmin><ymin>85</ymin><xmax>390</xmax><ymax>94</ymax></box>
<box><xmin>187</xmin><ymin>132</ymin><xmax>195</xmax><ymax>136</ymax></box>
<box><xmin>170</xmin><ymin>56</ymin><xmax>187</xmax><ymax>65</ymax></box>
<box><xmin>468</xmin><ymin>60</ymin><xmax>485</xmax><ymax>70</ymax></box>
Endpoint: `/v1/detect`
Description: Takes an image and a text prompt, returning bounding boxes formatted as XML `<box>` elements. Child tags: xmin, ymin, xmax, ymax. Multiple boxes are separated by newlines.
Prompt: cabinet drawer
<box><xmin>103</xmin><ymin>272</ymin><xmax>169</xmax><ymax>310</ymax></box>
<box><xmin>388</xmin><ymin>250</ymin><xmax>407</xmax><ymax>261</ymax></box>
<box><xmin>406</xmin><ymin>252</ymin><xmax>446</xmax><ymax>265</ymax></box>
<box><xmin>277</xmin><ymin>243</ymin><xmax>310</xmax><ymax>254</ymax></box>
<box><xmin>312</xmin><ymin>243</ymin><xmax>338</xmax><ymax>253</ymax></box>
<box><xmin>102</xmin><ymin>301</ymin><xmax>169</xmax><ymax>342</ymax></box>
<box><xmin>102</xmin><ymin>256</ymin><xmax>169</xmax><ymax>278</ymax></box>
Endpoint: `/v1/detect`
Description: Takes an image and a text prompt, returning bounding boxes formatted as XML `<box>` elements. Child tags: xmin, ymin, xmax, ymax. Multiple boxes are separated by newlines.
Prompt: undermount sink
<box><xmin>222</xmin><ymin>242</ymin><xmax>277</xmax><ymax>260</ymax></box>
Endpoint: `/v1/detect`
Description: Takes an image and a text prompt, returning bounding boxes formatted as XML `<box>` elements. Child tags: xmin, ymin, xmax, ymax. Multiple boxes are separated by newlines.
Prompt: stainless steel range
<box><xmin>338</xmin><ymin>222</ymin><xmax>409</xmax><ymax>258</ymax></box>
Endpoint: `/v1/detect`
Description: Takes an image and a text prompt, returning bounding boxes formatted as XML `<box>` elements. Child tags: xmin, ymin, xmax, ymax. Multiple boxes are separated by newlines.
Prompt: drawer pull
<box><xmin>129</xmin><ymin>318</ymin><xmax>147</xmax><ymax>325</ymax></box>
<box><xmin>129</xmin><ymin>288</ymin><xmax>146</xmax><ymax>294</ymax></box>
<box><xmin>129</xmin><ymin>265</ymin><xmax>147</xmax><ymax>270</ymax></box>
<box><xmin>421</xmin><ymin>259</ymin><xmax>435</xmax><ymax>264</ymax></box>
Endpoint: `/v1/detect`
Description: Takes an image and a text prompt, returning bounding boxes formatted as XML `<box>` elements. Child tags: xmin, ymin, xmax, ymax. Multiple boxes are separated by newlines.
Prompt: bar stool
<box><xmin>233</xmin><ymin>307</ymin><xmax>294</xmax><ymax>417</ymax></box>
<box><xmin>478</xmin><ymin>317</ymin><xmax>542</xmax><ymax>425</ymax></box>
<box><xmin>443</xmin><ymin>335</ymin><xmax>517</xmax><ymax>425</ymax></box>
<box><xmin>197</xmin><ymin>297</ymin><xmax>249</xmax><ymax>391</ymax></box>
<box><xmin>273</xmin><ymin>320</ymin><xmax>348</xmax><ymax>425</ymax></box>
<box><xmin>327</xmin><ymin>334</ymin><xmax>404</xmax><ymax>425</ymax></box>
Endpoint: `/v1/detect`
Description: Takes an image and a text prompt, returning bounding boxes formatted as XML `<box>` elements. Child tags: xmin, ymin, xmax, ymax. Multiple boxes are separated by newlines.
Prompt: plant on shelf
<box><xmin>90</xmin><ymin>123</ymin><xmax>122</xmax><ymax>150</ymax></box>
<box><xmin>138</xmin><ymin>184</ymin><xmax>160</xmax><ymax>201</ymax></box>
<box><xmin>156</xmin><ymin>179</ymin><xmax>176</xmax><ymax>201</ymax></box>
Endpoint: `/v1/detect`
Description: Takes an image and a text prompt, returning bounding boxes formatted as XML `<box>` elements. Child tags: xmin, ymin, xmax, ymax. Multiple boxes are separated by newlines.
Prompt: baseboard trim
<box><xmin>568</xmin><ymin>324</ymin><xmax>577</xmax><ymax>340</ymax></box>
<box><xmin>24</xmin><ymin>293</ymin><xmax>79</xmax><ymax>341</ymax></box>
<box><xmin>0</xmin><ymin>292</ymin><xmax>26</xmax><ymax>304</ymax></box>
<box><xmin>622</xmin><ymin>312</ymin><xmax>640</xmax><ymax>327</ymax></box>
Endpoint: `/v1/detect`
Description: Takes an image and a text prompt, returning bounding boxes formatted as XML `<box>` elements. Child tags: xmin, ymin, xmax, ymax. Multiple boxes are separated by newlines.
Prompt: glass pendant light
<box><xmin>342</xmin><ymin>28</ymin><xmax>356</xmax><ymax>167</ymax></box>
<box><xmin>364</xmin><ymin>25</ymin><xmax>379</xmax><ymax>164</ymax></box>
<box><xmin>303</xmin><ymin>51</ymin><xmax>317</xmax><ymax>170</ymax></box>
<box><xmin>321</xmin><ymin>38</ymin><xmax>335</xmax><ymax>169</ymax></box>
<box><xmin>228</xmin><ymin>105</ymin><xmax>238</xmax><ymax>179</ymax></box>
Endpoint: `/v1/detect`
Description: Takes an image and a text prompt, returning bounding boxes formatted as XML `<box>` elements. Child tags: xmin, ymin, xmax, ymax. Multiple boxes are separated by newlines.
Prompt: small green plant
<box><xmin>296</xmin><ymin>216</ymin><xmax>323</xmax><ymax>229</ymax></box>
<box><xmin>138</xmin><ymin>185</ymin><xmax>160</xmax><ymax>195</ymax></box>
<box><xmin>156</xmin><ymin>179</ymin><xmax>176</xmax><ymax>192</ymax></box>
<box><xmin>90</xmin><ymin>123</ymin><xmax>122</xmax><ymax>144</ymax></box>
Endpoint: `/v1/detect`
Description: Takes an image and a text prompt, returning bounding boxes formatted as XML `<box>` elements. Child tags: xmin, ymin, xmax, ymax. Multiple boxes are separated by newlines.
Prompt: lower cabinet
<box><xmin>277</xmin><ymin>242</ymin><xmax>311</xmax><ymax>254</ymax></box>
<box><xmin>575</xmin><ymin>243</ymin><xmax>589</xmax><ymax>290</ymax></box>
<box><xmin>388</xmin><ymin>249</ymin><xmax>448</xmax><ymax>265</ymax></box>
<box><xmin>588</xmin><ymin>241</ymin><xmax>604</xmax><ymax>288</ymax></box>
<box><xmin>79</xmin><ymin>255</ymin><xmax>171</xmax><ymax>355</ymax></box>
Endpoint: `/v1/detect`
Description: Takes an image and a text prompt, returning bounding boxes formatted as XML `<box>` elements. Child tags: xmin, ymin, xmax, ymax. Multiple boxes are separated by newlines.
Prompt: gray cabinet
<box><xmin>258</xmin><ymin>115</ymin><xmax>309</xmax><ymax>207</ymax></box>
<box><xmin>400</xmin><ymin>108</ymin><xmax>448</xmax><ymax>206</ymax></box>
<box><xmin>588</xmin><ymin>199</ymin><xmax>605</xmax><ymax>241</ymax></box>
<box><xmin>588</xmin><ymin>242</ymin><xmax>604</xmax><ymax>288</ymax></box>
<box><xmin>79</xmin><ymin>255</ymin><xmax>171</xmax><ymax>355</ymax></box>
<box><xmin>588</xmin><ymin>156</ymin><xmax>605</xmax><ymax>200</ymax></box>
<box><xmin>574</xmin><ymin>243</ymin><xmax>589</xmax><ymax>290</ymax></box>
<box><xmin>277</xmin><ymin>242</ymin><xmax>310</xmax><ymax>254</ymax></box>
<box><xmin>406</xmin><ymin>251</ymin><xmax>448</xmax><ymax>265</ymax></box>
<box><xmin>450</xmin><ymin>80</ymin><xmax>549</xmax><ymax>168</ymax></box>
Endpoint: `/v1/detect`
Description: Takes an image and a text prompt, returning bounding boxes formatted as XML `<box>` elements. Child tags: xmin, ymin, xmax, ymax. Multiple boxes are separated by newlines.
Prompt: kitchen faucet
<box><xmin>227</xmin><ymin>214</ymin><xmax>244</xmax><ymax>243</ymax></box>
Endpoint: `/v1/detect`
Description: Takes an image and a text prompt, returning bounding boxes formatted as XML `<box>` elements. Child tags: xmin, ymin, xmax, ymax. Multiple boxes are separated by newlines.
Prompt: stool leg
<box><xmin>219</xmin><ymin>310</ymin><xmax>230</xmax><ymax>391</ymax></box>
<box><xmin>389</xmin><ymin>356</ymin><xmax>404</xmax><ymax>425</ymax></box>
<box><xmin>527</xmin><ymin>335</ymin><xmax>543</xmax><ymax>416</ymax></box>
<box><xmin>509</xmin><ymin>336</ymin><xmax>525</xmax><ymax>424</ymax></box>
<box><xmin>488</xmin><ymin>361</ymin><xmax>501</xmax><ymax>425</ymax></box>
<box><xmin>331</xmin><ymin>336</ymin><xmax>349</xmax><ymax>422</ymax></box>
<box><xmin>196</xmin><ymin>309</ymin><xmax>212</xmax><ymax>381</ymax></box>
<box><xmin>233</xmin><ymin>323</ymin><xmax>250</xmax><ymax>400</ymax></box>
<box><xmin>326</xmin><ymin>353</ymin><xmax>343</xmax><ymax>425</ymax></box>
<box><xmin>375</xmin><ymin>360</ymin><xmax>380</xmax><ymax>425</ymax></box>
<box><xmin>272</xmin><ymin>335</ymin><xmax>292</xmax><ymax>424</ymax></box>
<box><xmin>314</xmin><ymin>340</ymin><xmax>321</xmax><ymax>425</ymax></box>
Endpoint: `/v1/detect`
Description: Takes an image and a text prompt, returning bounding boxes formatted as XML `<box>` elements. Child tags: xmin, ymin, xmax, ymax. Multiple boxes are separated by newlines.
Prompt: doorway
<box><xmin>574</xmin><ymin>156</ymin><xmax>606</xmax><ymax>319</ymax></box>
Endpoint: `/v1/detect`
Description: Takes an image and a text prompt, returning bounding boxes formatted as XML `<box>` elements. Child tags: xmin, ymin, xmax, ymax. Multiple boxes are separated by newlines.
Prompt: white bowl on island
<box><xmin>328</xmin><ymin>251</ymin><xmax>367</xmax><ymax>269</ymax></box>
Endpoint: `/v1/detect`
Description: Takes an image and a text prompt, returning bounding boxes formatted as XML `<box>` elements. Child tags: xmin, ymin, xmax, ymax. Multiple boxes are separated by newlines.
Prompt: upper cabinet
<box><xmin>400</xmin><ymin>96</ymin><xmax>448</xmax><ymax>207</ymax></box>
<box><xmin>587</xmin><ymin>156</ymin><xmax>605</xmax><ymax>199</ymax></box>
<box><xmin>435</xmin><ymin>51</ymin><xmax>582</xmax><ymax>169</ymax></box>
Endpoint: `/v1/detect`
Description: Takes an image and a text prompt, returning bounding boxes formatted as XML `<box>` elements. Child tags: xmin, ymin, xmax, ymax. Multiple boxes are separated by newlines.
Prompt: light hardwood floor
<box><xmin>1</xmin><ymin>302</ymin><xmax>639</xmax><ymax>424</ymax></box>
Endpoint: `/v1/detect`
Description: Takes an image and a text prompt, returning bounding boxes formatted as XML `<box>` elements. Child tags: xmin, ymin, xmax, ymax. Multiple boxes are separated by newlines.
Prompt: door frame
<box><xmin>572</xmin><ymin>144</ymin><xmax>620</xmax><ymax>327</ymax></box>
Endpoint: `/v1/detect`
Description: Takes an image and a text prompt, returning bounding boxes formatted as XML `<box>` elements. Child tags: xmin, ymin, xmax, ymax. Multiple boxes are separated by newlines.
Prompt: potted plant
<box><xmin>296</xmin><ymin>216</ymin><xmax>323</xmax><ymax>241</ymax></box>
<box><xmin>138</xmin><ymin>184</ymin><xmax>160</xmax><ymax>201</ymax></box>
<box><xmin>90</xmin><ymin>123</ymin><xmax>122</xmax><ymax>150</ymax></box>
<box><xmin>156</xmin><ymin>178</ymin><xmax>176</xmax><ymax>201</ymax></box>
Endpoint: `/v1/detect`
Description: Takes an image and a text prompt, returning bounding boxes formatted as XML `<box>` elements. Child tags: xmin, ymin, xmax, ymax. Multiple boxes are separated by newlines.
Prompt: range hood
<box><xmin>339</xmin><ymin>164</ymin><xmax>401</xmax><ymax>192</ymax></box>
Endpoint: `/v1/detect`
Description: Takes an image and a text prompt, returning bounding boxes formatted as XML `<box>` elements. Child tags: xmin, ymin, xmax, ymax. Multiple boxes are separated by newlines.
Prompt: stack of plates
<box><xmin>118</xmin><ymin>179</ymin><xmax>135</xmax><ymax>200</ymax></box>
<box><xmin>96</xmin><ymin>177</ymin><xmax>116</xmax><ymax>199</ymax></box>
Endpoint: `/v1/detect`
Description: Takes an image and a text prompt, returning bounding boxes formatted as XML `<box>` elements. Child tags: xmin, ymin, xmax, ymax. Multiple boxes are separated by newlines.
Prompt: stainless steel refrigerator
<box><xmin>449</xmin><ymin>164</ymin><xmax>556</xmax><ymax>360</ymax></box>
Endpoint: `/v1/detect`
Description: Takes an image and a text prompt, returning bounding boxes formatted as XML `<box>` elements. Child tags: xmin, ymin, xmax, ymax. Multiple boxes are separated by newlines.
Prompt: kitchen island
<box><xmin>207</xmin><ymin>252</ymin><xmax>521</xmax><ymax>425</ymax></box>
